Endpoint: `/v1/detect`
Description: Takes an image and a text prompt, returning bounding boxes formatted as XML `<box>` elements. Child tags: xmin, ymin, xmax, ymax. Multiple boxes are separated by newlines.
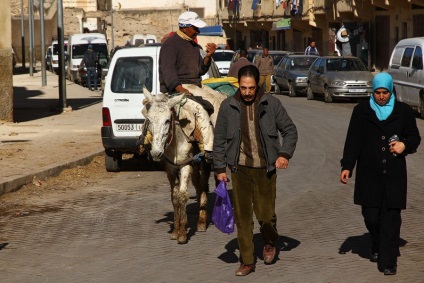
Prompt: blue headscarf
<box><xmin>369</xmin><ymin>72</ymin><xmax>395</xmax><ymax>121</ymax></box>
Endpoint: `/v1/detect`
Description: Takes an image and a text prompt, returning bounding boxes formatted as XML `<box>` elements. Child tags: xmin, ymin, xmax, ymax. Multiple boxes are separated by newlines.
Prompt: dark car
<box><xmin>274</xmin><ymin>55</ymin><xmax>318</xmax><ymax>96</ymax></box>
<box><xmin>307</xmin><ymin>56</ymin><xmax>374</xmax><ymax>103</ymax></box>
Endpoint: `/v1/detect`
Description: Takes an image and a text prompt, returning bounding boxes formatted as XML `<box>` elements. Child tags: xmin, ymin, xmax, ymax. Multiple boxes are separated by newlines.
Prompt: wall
<box><xmin>0</xmin><ymin>0</ymin><xmax>13</xmax><ymax>122</ymax></box>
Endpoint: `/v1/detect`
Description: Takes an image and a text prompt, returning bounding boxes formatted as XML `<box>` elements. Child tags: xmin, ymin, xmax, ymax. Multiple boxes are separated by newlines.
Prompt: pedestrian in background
<box><xmin>80</xmin><ymin>44</ymin><xmax>98</xmax><ymax>91</ymax></box>
<box><xmin>305</xmin><ymin>39</ymin><xmax>319</xmax><ymax>55</ymax></box>
<box><xmin>255</xmin><ymin>48</ymin><xmax>274</xmax><ymax>94</ymax></box>
<box><xmin>227</xmin><ymin>49</ymin><xmax>253</xmax><ymax>78</ymax></box>
<box><xmin>340</xmin><ymin>73</ymin><xmax>421</xmax><ymax>276</ymax></box>
<box><xmin>213</xmin><ymin>65</ymin><xmax>298</xmax><ymax>276</ymax></box>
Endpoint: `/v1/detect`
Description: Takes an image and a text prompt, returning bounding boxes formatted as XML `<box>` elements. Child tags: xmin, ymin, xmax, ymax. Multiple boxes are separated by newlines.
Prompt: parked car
<box><xmin>388</xmin><ymin>37</ymin><xmax>424</xmax><ymax>119</ymax></box>
<box><xmin>212</xmin><ymin>50</ymin><xmax>234</xmax><ymax>76</ymax></box>
<box><xmin>230</xmin><ymin>49</ymin><xmax>261</xmax><ymax>64</ymax></box>
<box><xmin>307</xmin><ymin>56</ymin><xmax>374</xmax><ymax>103</ymax></box>
<box><xmin>274</xmin><ymin>54</ymin><xmax>318</xmax><ymax>96</ymax></box>
<box><xmin>101</xmin><ymin>45</ymin><xmax>221</xmax><ymax>171</ymax></box>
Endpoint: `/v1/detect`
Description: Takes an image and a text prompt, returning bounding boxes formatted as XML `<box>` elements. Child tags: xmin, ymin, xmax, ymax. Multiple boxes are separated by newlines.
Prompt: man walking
<box><xmin>255</xmin><ymin>48</ymin><xmax>274</xmax><ymax>94</ymax></box>
<box><xmin>305</xmin><ymin>40</ymin><xmax>319</xmax><ymax>55</ymax></box>
<box><xmin>80</xmin><ymin>44</ymin><xmax>98</xmax><ymax>91</ymax></box>
<box><xmin>213</xmin><ymin>65</ymin><xmax>298</xmax><ymax>276</ymax></box>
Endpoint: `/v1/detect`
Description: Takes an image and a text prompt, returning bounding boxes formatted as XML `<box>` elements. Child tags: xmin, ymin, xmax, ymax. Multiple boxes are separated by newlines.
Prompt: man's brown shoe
<box><xmin>263</xmin><ymin>244</ymin><xmax>276</xmax><ymax>264</ymax></box>
<box><xmin>235</xmin><ymin>264</ymin><xmax>255</xmax><ymax>276</ymax></box>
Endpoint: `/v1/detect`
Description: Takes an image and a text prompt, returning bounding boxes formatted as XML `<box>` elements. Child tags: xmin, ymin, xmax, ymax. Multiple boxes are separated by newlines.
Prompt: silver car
<box><xmin>307</xmin><ymin>56</ymin><xmax>374</xmax><ymax>103</ymax></box>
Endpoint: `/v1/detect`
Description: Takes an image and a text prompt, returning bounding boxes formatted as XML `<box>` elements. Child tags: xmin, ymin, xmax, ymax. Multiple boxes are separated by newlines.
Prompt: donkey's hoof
<box><xmin>177</xmin><ymin>236</ymin><xmax>187</xmax><ymax>244</ymax></box>
<box><xmin>197</xmin><ymin>223</ymin><xmax>207</xmax><ymax>232</ymax></box>
<box><xmin>171</xmin><ymin>232</ymin><xmax>178</xmax><ymax>240</ymax></box>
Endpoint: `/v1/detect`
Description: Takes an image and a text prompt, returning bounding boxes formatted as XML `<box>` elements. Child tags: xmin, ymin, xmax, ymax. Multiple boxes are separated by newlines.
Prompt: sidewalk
<box><xmin>0</xmin><ymin>70</ymin><xmax>104</xmax><ymax>195</ymax></box>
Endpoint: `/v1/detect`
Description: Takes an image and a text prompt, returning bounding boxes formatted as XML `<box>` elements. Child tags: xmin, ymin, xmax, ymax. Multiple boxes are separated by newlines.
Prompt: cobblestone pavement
<box><xmin>0</xmin><ymin>96</ymin><xmax>423</xmax><ymax>282</ymax></box>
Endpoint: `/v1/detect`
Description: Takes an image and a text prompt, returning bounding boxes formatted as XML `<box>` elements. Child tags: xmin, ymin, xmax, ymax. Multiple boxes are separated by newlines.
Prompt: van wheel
<box><xmin>307</xmin><ymin>84</ymin><xmax>314</xmax><ymax>100</ymax></box>
<box><xmin>324</xmin><ymin>86</ymin><xmax>333</xmax><ymax>103</ymax></box>
<box><xmin>105</xmin><ymin>149</ymin><xmax>122</xmax><ymax>172</ymax></box>
<box><xmin>420</xmin><ymin>94</ymin><xmax>424</xmax><ymax>120</ymax></box>
<box><xmin>288</xmin><ymin>82</ymin><xmax>297</xmax><ymax>97</ymax></box>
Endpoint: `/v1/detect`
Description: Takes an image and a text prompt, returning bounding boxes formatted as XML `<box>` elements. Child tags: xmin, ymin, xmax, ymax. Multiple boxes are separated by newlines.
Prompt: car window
<box><xmin>326</xmin><ymin>58</ymin><xmax>367</xmax><ymax>71</ymax></box>
<box><xmin>278</xmin><ymin>57</ymin><xmax>289</xmax><ymax>69</ymax></box>
<box><xmin>111</xmin><ymin>57</ymin><xmax>153</xmax><ymax>93</ymax></box>
<box><xmin>310</xmin><ymin>58</ymin><xmax>321</xmax><ymax>71</ymax></box>
<box><xmin>412</xmin><ymin>46</ymin><xmax>423</xmax><ymax>70</ymax></box>
<box><xmin>212</xmin><ymin>52</ymin><xmax>234</xmax><ymax>61</ymax></box>
<box><xmin>318</xmin><ymin>59</ymin><xmax>325</xmax><ymax>73</ymax></box>
<box><xmin>391</xmin><ymin>47</ymin><xmax>404</xmax><ymax>66</ymax></box>
<box><xmin>287</xmin><ymin>57</ymin><xmax>315</xmax><ymax>70</ymax></box>
<box><xmin>401</xmin><ymin>47</ymin><xmax>414</xmax><ymax>67</ymax></box>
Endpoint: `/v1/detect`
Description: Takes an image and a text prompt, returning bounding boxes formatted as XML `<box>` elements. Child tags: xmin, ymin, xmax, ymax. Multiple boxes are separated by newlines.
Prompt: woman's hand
<box><xmin>340</xmin><ymin>170</ymin><xmax>350</xmax><ymax>184</ymax></box>
<box><xmin>389</xmin><ymin>141</ymin><xmax>406</xmax><ymax>155</ymax></box>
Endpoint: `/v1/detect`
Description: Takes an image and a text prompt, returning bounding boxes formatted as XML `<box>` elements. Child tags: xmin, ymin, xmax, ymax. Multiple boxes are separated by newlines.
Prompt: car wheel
<box><xmin>288</xmin><ymin>82</ymin><xmax>297</xmax><ymax>97</ymax></box>
<box><xmin>324</xmin><ymin>86</ymin><xmax>333</xmax><ymax>103</ymax></box>
<box><xmin>420</xmin><ymin>93</ymin><xmax>424</xmax><ymax>120</ymax></box>
<box><xmin>105</xmin><ymin>149</ymin><xmax>122</xmax><ymax>172</ymax></box>
<box><xmin>307</xmin><ymin>84</ymin><xmax>315</xmax><ymax>100</ymax></box>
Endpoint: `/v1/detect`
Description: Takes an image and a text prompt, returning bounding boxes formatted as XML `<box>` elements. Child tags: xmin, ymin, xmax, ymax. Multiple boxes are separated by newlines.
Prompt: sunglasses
<box><xmin>374</xmin><ymin>90</ymin><xmax>390</xmax><ymax>95</ymax></box>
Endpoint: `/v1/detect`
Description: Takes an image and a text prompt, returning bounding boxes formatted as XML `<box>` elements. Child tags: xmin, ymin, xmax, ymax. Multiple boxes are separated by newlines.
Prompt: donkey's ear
<box><xmin>143</xmin><ymin>87</ymin><xmax>154</xmax><ymax>103</ymax></box>
<box><xmin>168</xmin><ymin>93</ymin><xmax>186</xmax><ymax>108</ymax></box>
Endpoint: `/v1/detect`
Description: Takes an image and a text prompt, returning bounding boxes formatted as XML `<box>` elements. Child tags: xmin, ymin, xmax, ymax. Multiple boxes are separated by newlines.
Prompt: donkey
<box><xmin>142</xmin><ymin>88</ymin><xmax>214</xmax><ymax>244</ymax></box>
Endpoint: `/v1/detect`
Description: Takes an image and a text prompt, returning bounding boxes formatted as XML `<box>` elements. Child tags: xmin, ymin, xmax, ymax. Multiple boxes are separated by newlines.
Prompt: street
<box><xmin>0</xmin><ymin>95</ymin><xmax>423</xmax><ymax>282</ymax></box>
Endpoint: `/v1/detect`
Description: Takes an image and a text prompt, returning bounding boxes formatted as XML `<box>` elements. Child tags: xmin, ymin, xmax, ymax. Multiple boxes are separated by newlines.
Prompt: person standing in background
<box><xmin>227</xmin><ymin>49</ymin><xmax>253</xmax><ymax>78</ymax></box>
<box><xmin>305</xmin><ymin>40</ymin><xmax>319</xmax><ymax>55</ymax></box>
<box><xmin>255</xmin><ymin>48</ymin><xmax>274</xmax><ymax>94</ymax></box>
<box><xmin>80</xmin><ymin>44</ymin><xmax>98</xmax><ymax>91</ymax></box>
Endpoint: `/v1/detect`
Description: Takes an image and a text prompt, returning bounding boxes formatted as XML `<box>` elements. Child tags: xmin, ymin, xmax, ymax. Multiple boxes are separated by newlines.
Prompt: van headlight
<box><xmin>330</xmin><ymin>81</ymin><xmax>346</xmax><ymax>86</ymax></box>
<box><xmin>367</xmin><ymin>81</ymin><xmax>373</xmax><ymax>86</ymax></box>
<box><xmin>295</xmin><ymin>77</ymin><xmax>307</xmax><ymax>83</ymax></box>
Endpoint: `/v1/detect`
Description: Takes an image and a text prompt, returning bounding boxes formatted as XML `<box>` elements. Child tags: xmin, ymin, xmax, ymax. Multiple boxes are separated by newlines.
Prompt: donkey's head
<box><xmin>143</xmin><ymin>87</ymin><xmax>185</xmax><ymax>161</ymax></box>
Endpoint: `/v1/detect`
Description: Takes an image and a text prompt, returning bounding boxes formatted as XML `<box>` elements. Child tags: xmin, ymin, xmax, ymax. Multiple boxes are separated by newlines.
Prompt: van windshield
<box><xmin>111</xmin><ymin>57</ymin><xmax>153</xmax><ymax>93</ymax></box>
<box><xmin>53</xmin><ymin>43</ymin><xmax>68</xmax><ymax>55</ymax></box>
<box><xmin>72</xmin><ymin>44</ymin><xmax>108</xmax><ymax>59</ymax></box>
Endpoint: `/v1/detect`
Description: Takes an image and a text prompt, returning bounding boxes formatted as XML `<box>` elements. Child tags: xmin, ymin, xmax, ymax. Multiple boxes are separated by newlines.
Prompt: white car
<box><xmin>212</xmin><ymin>50</ymin><xmax>234</xmax><ymax>76</ymax></box>
<box><xmin>101</xmin><ymin>45</ymin><xmax>221</xmax><ymax>171</ymax></box>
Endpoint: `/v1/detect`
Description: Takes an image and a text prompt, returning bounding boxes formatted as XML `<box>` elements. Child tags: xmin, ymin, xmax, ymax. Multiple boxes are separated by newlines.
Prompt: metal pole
<box><xmin>110</xmin><ymin>0</ymin><xmax>114</xmax><ymax>50</ymax></box>
<box><xmin>57</xmin><ymin>0</ymin><xmax>67</xmax><ymax>109</ymax></box>
<box><xmin>40</xmin><ymin>0</ymin><xmax>46</xmax><ymax>86</ymax></box>
<box><xmin>28</xmin><ymin>0</ymin><xmax>33</xmax><ymax>76</ymax></box>
<box><xmin>20</xmin><ymin>0</ymin><xmax>26</xmax><ymax>69</ymax></box>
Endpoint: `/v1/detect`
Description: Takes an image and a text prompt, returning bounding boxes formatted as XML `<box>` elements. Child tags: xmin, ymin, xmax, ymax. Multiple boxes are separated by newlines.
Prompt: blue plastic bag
<box><xmin>212</xmin><ymin>181</ymin><xmax>235</xmax><ymax>234</ymax></box>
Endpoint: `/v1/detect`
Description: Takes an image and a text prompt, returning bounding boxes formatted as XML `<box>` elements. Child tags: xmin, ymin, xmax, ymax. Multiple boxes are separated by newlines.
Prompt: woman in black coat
<box><xmin>340</xmin><ymin>73</ymin><xmax>421</xmax><ymax>276</ymax></box>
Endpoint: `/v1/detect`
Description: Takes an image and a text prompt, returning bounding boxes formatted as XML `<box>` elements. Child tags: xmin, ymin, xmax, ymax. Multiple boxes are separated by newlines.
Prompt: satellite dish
<box><xmin>336</xmin><ymin>26</ymin><xmax>349</xmax><ymax>43</ymax></box>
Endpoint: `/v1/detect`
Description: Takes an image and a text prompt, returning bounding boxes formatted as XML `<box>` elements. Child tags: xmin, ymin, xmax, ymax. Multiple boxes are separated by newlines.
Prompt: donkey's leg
<box><xmin>166</xmin><ymin>165</ymin><xmax>180</xmax><ymax>241</ymax></box>
<box><xmin>175</xmin><ymin>165</ymin><xmax>192</xmax><ymax>244</ymax></box>
<box><xmin>198</xmin><ymin>161</ymin><xmax>212</xmax><ymax>232</ymax></box>
<box><xmin>191</xmin><ymin>163</ymin><xmax>207</xmax><ymax>232</ymax></box>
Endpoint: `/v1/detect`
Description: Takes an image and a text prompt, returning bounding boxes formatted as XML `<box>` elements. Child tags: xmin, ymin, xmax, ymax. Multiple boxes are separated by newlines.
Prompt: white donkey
<box><xmin>142</xmin><ymin>88</ymin><xmax>215</xmax><ymax>244</ymax></box>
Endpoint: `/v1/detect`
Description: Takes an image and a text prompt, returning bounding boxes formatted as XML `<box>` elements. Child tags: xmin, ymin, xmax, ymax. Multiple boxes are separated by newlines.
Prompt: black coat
<box><xmin>341</xmin><ymin>101</ymin><xmax>421</xmax><ymax>209</ymax></box>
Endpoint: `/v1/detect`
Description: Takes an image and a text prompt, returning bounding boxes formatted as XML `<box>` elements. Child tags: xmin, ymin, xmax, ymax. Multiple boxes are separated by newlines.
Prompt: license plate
<box><xmin>116</xmin><ymin>124</ymin><xmax>142</xmax><ymax>131</ymax></box>
<box><xmin>349</xmin><ymin>89</ymin><xmax>367</xmax><ymax>93</ymax></box>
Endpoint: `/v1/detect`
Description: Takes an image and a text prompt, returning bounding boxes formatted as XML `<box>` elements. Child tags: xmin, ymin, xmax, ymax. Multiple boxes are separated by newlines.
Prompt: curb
<box><xmin>0</xmin><ymin>150</ymin><xmax>104</xmax><ymax>196</ymax></box>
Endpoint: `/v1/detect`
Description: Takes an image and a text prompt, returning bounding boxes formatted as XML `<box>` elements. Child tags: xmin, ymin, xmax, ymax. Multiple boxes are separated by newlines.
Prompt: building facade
<box><xmin>218</xmin><ymin>0</ymin><xmax>424</xmax><ymax>70</ymax></box>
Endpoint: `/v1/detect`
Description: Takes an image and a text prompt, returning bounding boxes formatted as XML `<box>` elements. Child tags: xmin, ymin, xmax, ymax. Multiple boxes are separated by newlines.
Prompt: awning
<box><xmin>272</xmin><ymin>18</ymin><xmax>291</xmax><ymax>30</ymax></box>
<box><xmin>198</xmin><ymin>26</ymin><xmax>224</xmax><ymax>36</ymax></box>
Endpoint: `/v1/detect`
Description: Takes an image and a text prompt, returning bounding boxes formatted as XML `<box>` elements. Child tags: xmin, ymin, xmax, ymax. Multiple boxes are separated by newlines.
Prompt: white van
<box><xmin>388</xmin><ymin>37</ymin><xmax>424</xmax><ymax>119</ymax></box>
<box><xmin>101</xmin><ymin>45</ymin><xmax>221</xmax><ymax>171</ymax></box>
<box><xmin>51</xmin><ymin>39</ymin><xmax>68</xmax><ymax>73</ymax></box>
<box><xmin>130</xmin><ymin>34</ymin><xmax>157</xmax><ymax>46</ymax></box>
<box><xmin>67</xmin><ymin>33</ymin><xmax>109</xmax><ymax>83</ymax></box>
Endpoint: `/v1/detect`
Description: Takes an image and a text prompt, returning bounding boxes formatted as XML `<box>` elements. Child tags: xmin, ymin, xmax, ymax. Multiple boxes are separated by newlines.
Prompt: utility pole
<box><xmin>20</xmin><ymin>0</ymin><xmax>26</xmax><ymax>69</ymax></box>
<box><xmin>28</xmin><ymin>0</ymin><xmax>34</xmax><ymax>76</ymax></box>
<box><xmin>40</xmin><ymin>0</ymin><xmax>46</xmax><ymax>86</ymax></box>
<box><xmin>110</xmin><ymin>0</ymin><xmax>114</xmax><ymax>50</ymax></box>
<box><xmin>57</xmin><ymin>0</ymin><xmax>67</xmax><ymax>109</ymax></box>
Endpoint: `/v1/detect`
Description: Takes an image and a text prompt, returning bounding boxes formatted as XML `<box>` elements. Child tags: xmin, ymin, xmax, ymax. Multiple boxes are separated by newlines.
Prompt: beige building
<box><xmin>218</xmin><ymin>0</ymin><xmax>424</xmax><ymax>70</ymax></box>
<box><xmin>1</xmin><ymin>0</ymin><xmax>13</xmax><ymax>121</ymax></box>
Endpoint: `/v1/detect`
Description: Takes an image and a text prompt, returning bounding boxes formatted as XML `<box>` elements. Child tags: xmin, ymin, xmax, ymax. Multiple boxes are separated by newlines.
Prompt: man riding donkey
<box><xmin>139</xmin><ymin>11</ymin><xmax>224</xmax><ymax>164</ymax></box>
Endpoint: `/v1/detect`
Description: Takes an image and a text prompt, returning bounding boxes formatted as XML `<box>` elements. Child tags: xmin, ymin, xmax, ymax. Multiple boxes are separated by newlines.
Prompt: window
<box><xmin>318</xmin><ymin>59</ymin><xmax>325</xmax><ymax>73</ymax></box>
<box><xmin>412</xmin><ymin>47</ymin><xmax>423</xmax><ymax>70</ymax></box>
<box><xmin>401</xmin><ymin>47</ymin><xmax>414</xmax><ymax>67</ymax></box>
<box><xmin>310</xmin><ymin>58</ymin><xmax>321</xmax><ymax>72</ymax></box>
<box><xmin>111</xmin><ymin>57</ymin><xmax>153</xmax><ymax>93</ymax></box>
